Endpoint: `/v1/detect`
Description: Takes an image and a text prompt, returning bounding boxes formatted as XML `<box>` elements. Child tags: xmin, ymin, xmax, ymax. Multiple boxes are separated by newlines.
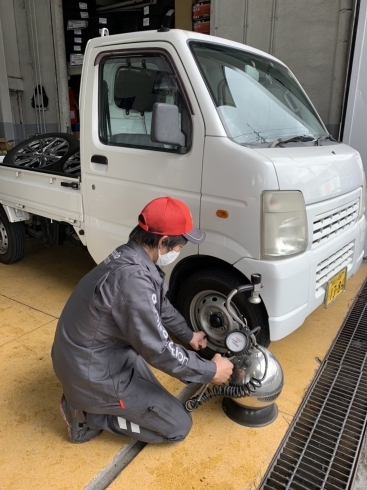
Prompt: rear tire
<box><xmin>175</xmin><ymin>268</ymin><xmax>270</xmax><ymax>358</ymax></box>
<box><xmin>0</xmin><ymin>206</ymin><xmax>26</xmax><ymax>264</ymax></box>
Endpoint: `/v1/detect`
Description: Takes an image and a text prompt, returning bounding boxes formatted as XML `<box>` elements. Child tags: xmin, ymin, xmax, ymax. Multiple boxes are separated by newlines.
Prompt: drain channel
<box><xmin>260</xmin><ymin>278</ymin><xmax>367</xmax><ymax>490</ymax></box>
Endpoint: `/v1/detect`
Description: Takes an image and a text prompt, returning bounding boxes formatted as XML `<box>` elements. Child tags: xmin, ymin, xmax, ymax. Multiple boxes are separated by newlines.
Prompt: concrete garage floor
<box><xmin>1</xmin><ymin>237</ymin><xmax>366</xmax><ymax>490</ymax></box>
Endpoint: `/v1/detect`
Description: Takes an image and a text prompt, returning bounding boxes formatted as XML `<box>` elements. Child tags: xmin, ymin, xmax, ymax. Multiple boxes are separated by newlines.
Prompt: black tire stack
<box><xmin>63</xmin><ymin>1</ymin><xmax>96</xmax><ymax>67</ymax></box>
<box><xmin>64</xmin><ymin>1</ymin><xmax>176</xmax><ymax>47</ymax></box>
<box><xmin>87</xmin><ymin>0</ymin><xmax>175</xmax><ymax>37</ymax></box>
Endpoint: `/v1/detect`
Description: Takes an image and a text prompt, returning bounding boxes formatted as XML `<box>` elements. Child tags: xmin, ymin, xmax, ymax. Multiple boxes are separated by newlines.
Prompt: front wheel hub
<box><xmin>189</xmin><ymin>290</ymin><xmax>243</xmax><ymax>352</ymax></box>
<box><xmin>209</xmin><ymin>313</ymin><xmax>225</xmax><ymax>330</ymax></box>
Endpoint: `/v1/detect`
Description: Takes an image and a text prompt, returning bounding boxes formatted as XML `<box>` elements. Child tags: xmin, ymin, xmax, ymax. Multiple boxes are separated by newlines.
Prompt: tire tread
<box><xmin>0</xmin><ymin>207</ymin><xmax>26</xmax><ymax>264</ymax></box>
<box><xmin>9</xmin><ymin>221</ymin><xmax>26</xmax><ymax>263</ymax></box>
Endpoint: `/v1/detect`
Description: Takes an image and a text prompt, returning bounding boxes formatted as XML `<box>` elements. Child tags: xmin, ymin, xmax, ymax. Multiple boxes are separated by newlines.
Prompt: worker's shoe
<box><xmin>59</xmin><ymin>395</ymin><xmax>102</xmax><ymax>443</ymax></box>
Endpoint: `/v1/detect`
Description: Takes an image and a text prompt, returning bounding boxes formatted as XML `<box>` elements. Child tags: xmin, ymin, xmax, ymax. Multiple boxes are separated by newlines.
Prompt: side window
<box><xmin>99</xmin><ymin>53</ymin><xmax>191</xmax><ymax>151</ymax></box>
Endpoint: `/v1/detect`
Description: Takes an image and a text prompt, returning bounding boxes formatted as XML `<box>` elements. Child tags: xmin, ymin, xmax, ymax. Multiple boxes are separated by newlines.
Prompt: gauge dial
<box><xmin>225</xmin><ymin>330</ymin><xmax>249</xmax><ymax>354</ymax></box>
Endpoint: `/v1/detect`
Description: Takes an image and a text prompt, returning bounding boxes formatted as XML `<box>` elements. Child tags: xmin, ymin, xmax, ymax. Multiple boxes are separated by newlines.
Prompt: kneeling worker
<box><xmin>52</xmin><ymin>196</ymin><xmax>233</xmax><ymax>444</ymax></box>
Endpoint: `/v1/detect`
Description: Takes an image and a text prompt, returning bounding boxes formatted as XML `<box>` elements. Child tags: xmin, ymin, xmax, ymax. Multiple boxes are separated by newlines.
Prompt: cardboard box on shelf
<box><xmin>0</xmin><ymin>138</ymin><xmax>14</xmax><ymax>151</ymax></box>
<box><xmin>192</xmin><ymin>2</ymin><xmax>210</xmax><ymax>20</ymax></box>
<box><xmin>193</xmin><ymin>19</ymin><xmax>210</xmax><ymax>34</ymax></box>
<box><xmin>70</xmin><ymin>53</ymin><xmax>84</xmax><ymax>66</ymax></box>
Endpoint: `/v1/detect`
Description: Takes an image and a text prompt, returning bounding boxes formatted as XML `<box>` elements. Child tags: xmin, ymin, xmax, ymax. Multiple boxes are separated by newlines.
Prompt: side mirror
<box><xmin>151</xmin><ymin>103</ymin><xmax>186</xmax><ymax>149</ymax></box>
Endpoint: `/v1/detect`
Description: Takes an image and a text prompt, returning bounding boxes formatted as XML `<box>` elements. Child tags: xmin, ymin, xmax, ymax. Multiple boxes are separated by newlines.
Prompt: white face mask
<box><xmin>156</xmin><ymin>249</ymin><xmax>180</xmax><ymax>267</ymax></box>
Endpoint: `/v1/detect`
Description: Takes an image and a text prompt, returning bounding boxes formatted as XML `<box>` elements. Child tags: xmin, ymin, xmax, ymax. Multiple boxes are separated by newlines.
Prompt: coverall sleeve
<box><xmin>160</xmin><ymin>295</ymin><xmax>193</xmax><ymax>345</ymax></box>
<box><xmin>111</xmin><ymin>271</ymin><xmax>216</xmax><ymax>384</ymax></box>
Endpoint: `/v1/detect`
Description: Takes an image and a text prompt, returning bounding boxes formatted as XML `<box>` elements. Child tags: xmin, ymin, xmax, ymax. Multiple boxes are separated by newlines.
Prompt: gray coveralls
<box><xmin>51</xmin><ymin>239</ymin><xmax>216</xmax><ymax>443</ymax></box>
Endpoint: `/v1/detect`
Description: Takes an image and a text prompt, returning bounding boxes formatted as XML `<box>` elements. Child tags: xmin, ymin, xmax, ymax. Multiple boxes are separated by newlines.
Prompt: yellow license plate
<box><xmin>324</xmin><ymin>267</ymin><xmax>347</xmax><ymax>308</ymax></box>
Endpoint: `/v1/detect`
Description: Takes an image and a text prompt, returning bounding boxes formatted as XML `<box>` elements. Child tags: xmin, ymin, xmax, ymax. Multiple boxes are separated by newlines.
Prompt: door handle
<box><xmin>61</xmin><ymin>181</ymin><xmax>79</xmax><ymax>190</ymax></box>
<box><xmin>91</xmin><ymin>155</ymin><xmax>108</xmax><ymax>165</ymax></box>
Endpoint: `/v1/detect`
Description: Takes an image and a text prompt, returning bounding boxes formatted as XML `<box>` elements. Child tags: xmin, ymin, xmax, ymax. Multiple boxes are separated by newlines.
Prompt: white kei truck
<box><xmin>0</xmin><ymin>29</ymin><xmax>365</xmax><ymax>354</ymax></box>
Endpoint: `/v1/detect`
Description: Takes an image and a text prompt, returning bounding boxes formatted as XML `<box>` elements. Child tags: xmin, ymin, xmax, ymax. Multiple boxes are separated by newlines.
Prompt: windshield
<box><xmin>189</xmin><ymin>41</ymin><xmax>327</xmax><ymax>146</ymax></box>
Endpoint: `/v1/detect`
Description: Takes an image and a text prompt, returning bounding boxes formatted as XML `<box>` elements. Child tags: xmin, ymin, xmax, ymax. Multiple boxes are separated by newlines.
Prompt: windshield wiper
<box><xmin>268</xmin><ymin>134</ymin><xmax>315</xmax><ymax>148</ymax></box>
<box><xmin>316</xmin><ymin>134</ymin><xmax>339</xmax><ymax>146</ymax></box>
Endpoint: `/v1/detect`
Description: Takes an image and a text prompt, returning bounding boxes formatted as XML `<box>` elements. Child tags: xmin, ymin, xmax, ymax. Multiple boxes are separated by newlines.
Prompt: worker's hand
<box><xmin>211</xmin><ymin>354</ymin><xmax>234</xmax><ymax>384</ymax></box>
<box><xmin>189</xmin><ymin>331</ymin><xmax>208</xmax><ymax>351</ymax></box>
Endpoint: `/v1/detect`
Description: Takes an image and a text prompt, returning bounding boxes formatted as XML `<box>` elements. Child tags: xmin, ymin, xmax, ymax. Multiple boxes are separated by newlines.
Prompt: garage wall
<box><xmin>0</xmin><ymin>0</ymin><xmax>356</xmax><ymax>144</ymax></box>
<box><xmin>343</xmin><ymin>0</ymin><xmax>367</xmax><ymax>171</ymax></box>
<box><xmin>343</xmin><ymin>0</ymin><xmax>367</xmax><ymax>250</ymax></box>
<box><xmin>210</xmin><ymin>0</ymin><xmax>355</xmax><ymax>138</ymax></box>
<box><xmin>0</xmin><ymin>0</ymin><xmax>61</xmax><ymax>144</ymax></box>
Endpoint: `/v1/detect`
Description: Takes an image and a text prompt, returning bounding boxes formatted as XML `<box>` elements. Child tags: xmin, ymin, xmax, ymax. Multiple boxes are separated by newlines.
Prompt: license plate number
<box><xmin>324</xmin><ymin>267</ymin><xmax>347</xmax><ymax>308</ymax></box>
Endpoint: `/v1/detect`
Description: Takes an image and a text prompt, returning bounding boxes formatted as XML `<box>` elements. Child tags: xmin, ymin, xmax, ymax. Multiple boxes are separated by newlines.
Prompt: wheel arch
<box><xmin>169</xmin><ymin>254</ymin><xmax>269</xmax><ymax>322</ymax></box>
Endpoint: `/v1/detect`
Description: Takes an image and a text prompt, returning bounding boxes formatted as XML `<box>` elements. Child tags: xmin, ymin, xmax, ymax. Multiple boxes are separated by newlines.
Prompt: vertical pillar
<box><xmin>243</xmin><ymin>0</ymin><xmax>249</xmax><ymax>45</ymax></box>
<box><xmin>50</xmin><ymin>0</ymin><xmax>71</xmax><ymax>133</ymax></box>
<box><xmin>328</xmin><ymin>0</ymin><xmax>354</xmax><ymax>138</ymax></box>
<box><xmin>269</xmin><ymin>0</ymin><xmax>278</xmax><ymax>55</ymax></box>
<box><xmin>0</xmin><ymin>16</ymin><xmax>14</xmax><ymax>141</ymax></box>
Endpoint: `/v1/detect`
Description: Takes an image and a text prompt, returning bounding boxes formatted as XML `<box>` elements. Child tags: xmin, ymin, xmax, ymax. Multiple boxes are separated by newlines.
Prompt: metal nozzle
<box><xmin>249</xmin><ymin>275</ymin><xmax>262</xmax><ymax>304</ymax></box>
<box><xmin>249</xmin><ymin>291</ymin><xmax>262</xmax><ymax>304</ymax></box>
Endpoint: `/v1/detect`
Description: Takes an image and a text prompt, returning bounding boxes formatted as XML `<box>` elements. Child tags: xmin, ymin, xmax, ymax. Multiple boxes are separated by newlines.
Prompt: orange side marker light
<box><xmin>216</xmin><ymin>210</ymin><xmax>229</xmax><ymax>218</ymax></box>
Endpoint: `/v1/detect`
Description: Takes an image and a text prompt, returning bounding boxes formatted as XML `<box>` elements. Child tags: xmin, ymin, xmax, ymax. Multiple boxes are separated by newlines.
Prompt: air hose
<box><xmin>185</xmin><ymin>344</ymin><xmax>269</xmax><ymax>412</ymax></box>
<box><xmin>185</xmin><ymin>379</ymin><xmax>261</xmax><ymax>412</ymax></box>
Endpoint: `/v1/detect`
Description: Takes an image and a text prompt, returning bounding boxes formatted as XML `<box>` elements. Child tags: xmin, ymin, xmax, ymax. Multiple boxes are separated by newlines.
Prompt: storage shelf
<box><xmin>67</xmin><ymin>63</ymin><xmax>83</xmax><ymax>76</ymax></box>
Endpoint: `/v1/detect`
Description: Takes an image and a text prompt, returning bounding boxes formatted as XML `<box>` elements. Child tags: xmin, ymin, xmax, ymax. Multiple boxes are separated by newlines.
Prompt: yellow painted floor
<box><xmin>1</xmin><ymin>237</ymin><xmax>366</xmax><ymax>490</ymax></box>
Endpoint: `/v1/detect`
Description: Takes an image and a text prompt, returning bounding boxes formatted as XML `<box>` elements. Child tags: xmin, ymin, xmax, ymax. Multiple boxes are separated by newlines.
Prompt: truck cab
<box><xmin>1</xmin><ymin>29</ymin><xmax>365</xmax><ymax>352</ymax></box>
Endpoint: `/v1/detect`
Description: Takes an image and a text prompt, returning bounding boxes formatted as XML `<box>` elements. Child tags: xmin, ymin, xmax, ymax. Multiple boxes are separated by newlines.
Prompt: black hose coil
<box><xmin>185</xmin><ymin>378</ymin><xmax>262</xmax><ymax>412</ymax></box>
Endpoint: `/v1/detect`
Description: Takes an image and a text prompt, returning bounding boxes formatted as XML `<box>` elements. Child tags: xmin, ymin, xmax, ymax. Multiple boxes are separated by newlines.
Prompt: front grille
<box><xmin>259</xmin><ymin>278</ymin><xmax>367</xmax><ymax>490</ymax></box>
<box><xmin>312</xmin><ymin>199</ymin><xmax>359</xmax><ymax>249</ymax></box>
<box><xmin>315</xmin><ymin>242</ymin><xmax>354</xmax><ymax>290</ymax></box>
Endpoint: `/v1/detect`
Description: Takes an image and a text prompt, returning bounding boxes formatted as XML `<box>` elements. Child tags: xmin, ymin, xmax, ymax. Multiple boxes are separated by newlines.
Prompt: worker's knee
<box><xmin>167</xmin><ymin>409</ymin><xmax>193</xmax><ymax>442</ymax></box>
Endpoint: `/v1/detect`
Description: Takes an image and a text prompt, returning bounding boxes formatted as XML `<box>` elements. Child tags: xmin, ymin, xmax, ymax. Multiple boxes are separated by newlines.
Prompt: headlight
<box><xmin>360</xmin><ymin>171</ymin><xmax>366</xmax><ymax>219</ymax></box>
<box><xmin>261</xmin><ymin>191</ymin><xmax>308</xmax><ymax>259</ymax></box>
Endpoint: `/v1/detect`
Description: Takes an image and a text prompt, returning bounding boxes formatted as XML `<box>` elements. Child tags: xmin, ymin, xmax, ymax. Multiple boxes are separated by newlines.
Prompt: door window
<box><xmin>99</xmin><ymin>53</ymin><xmax>191</xmax><ymax>151</ymax></box>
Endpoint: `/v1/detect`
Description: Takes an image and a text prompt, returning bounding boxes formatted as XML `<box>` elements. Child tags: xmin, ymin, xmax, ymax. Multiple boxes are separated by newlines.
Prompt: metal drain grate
<box><xmin>260</xmin><ymin>278</ymin><xmax>367</xmax><ymax>490</ymax></box>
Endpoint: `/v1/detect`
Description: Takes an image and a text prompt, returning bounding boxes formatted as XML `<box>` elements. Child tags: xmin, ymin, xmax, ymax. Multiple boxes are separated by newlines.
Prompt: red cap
<box><xmin>138</xmin><ymin>196</ymin><xmax>205</xmax><ymax>244</ymax></box>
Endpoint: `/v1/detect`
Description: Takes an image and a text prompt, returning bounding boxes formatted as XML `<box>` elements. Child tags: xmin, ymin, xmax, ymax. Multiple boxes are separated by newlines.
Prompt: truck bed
<box><xmin>0</xmin><ymin>161</ymin><xmax>83</xmax><ymax>226</ymax></box>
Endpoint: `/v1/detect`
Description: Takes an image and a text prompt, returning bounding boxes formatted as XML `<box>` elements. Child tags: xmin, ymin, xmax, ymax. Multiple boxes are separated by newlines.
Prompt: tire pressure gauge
<box><xmin>225</xmin><ymin>330</ymin><xmax>251</xmax><ymax>355</ymax></box>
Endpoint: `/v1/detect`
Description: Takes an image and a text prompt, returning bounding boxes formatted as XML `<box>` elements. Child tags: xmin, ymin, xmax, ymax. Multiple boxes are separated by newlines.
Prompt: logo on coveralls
<box><xmin>104</xmin><ymin>249</ymin><xmax>121</xmax><ymax>264</ymax></box>
<box><xmin>151</xmin><ymin>294</ymin><xmax>188</xmax><ymax>366</ymax></box>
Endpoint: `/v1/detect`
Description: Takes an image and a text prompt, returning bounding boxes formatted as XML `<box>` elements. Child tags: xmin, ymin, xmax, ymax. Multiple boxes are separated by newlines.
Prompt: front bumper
<box><xmin>234</xmin><ymin>216</ymin><xmax>366</xmax><ymax>341</ymax></box>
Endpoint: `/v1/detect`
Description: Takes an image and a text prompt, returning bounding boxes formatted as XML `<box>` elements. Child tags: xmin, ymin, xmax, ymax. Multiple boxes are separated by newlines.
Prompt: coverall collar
<box><xmin>126</xmin><ymin>239</ymin><xmax>165</xmax><ymax>284</ymax></box>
